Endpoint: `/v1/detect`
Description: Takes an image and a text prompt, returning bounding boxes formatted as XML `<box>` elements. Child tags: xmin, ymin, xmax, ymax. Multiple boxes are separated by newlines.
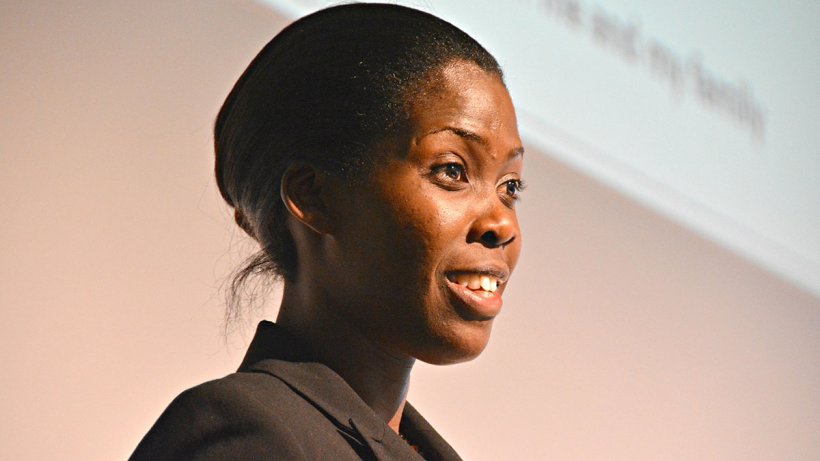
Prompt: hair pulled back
<box><xmin>215</xmin><ymin>3</ymin><xmax>503</xmax><ymax>285</ymax></box>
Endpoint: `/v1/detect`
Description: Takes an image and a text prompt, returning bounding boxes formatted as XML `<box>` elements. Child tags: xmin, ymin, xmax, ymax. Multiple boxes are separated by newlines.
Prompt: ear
<box><xmin>280</xmin><ymin>163</ymin><xmax>335</xmax><ymax>235</ymax></box>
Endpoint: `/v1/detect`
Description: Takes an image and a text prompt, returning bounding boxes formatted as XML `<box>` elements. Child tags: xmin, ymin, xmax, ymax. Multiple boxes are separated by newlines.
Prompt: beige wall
<box><xmin>1</xmin><ymin>2</ymin><xmax>818</xmax><ymax>460</ymax></box>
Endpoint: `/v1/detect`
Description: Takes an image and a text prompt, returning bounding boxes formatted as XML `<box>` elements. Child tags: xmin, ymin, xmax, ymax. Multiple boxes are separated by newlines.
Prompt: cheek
<box><xmin>388</xmin><ymin>190</ymin><xmax>466</xmax><ymax>264</ymax></box>
<box><xmin>509</xmin><ymin>214</ymin><xmax>523</xmax><ymax>269</ymax></box>
<box><xmin>348</xmin><ymin>189</ymin><xmax>434</xmax><ymax>282</ymax></box>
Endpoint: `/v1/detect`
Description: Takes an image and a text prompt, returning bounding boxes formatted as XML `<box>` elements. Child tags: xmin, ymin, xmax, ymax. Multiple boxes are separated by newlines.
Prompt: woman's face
<box><xmin>324</xmin><ymin>61</ymin><xmax>524</xmax><ymax>364</ymax></box>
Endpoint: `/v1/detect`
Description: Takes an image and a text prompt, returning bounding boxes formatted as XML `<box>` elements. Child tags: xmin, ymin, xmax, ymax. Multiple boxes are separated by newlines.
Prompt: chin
<box><xmin>414</xmin><ymin>320</ymin><xmax>494</xmax><ymax>365</ymax></box>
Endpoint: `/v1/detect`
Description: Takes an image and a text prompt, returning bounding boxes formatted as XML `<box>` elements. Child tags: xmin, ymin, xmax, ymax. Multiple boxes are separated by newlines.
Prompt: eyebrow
<box><xmin>422</xmin><ymin>126</ymin><xmax>525</xmax><ymax>159</ymax></box>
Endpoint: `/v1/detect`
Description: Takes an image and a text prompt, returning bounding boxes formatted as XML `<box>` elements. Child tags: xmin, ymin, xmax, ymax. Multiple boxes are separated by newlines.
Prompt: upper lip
<box><xmin>444</xmin><ymin>264</ymin><xmax>510</xmax><ymax>285</ymax></box>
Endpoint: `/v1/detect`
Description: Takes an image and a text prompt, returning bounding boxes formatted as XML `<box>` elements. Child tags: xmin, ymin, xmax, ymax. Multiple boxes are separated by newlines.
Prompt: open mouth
<box><xmin>447</xmin><ymin>273</ymin><xmax>503</xmax><ymax>293</ymax></box>
<box><xmin>444</xmin><ymin>270</ymin><xmax>509</xmax><ymax>319</ymax></box>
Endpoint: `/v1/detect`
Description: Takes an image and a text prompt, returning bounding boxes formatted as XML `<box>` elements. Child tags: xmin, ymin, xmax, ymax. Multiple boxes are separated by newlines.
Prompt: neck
<box><xmin>276</xmin><ymin>282</ymin><xmax>415</xmax><ymax>433</ymax></box>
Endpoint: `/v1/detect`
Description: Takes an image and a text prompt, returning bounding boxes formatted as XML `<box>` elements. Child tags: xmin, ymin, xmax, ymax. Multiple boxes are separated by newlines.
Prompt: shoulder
<box><xmin>167</xmin><ymin>369</ymin><xmax>310</xmax><ymax>420</ymax></box>
<box><xmin>130</xmin><ymin>371</ymin><xmax>310</xmax><ymax>460</ymax></box>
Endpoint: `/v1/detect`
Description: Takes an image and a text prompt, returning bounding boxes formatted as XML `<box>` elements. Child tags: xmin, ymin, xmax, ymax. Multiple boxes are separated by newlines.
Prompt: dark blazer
<box><xmin>130</xmin><ymin>321</ymin><xmax>462</xmax><ymax>460</ymax></box>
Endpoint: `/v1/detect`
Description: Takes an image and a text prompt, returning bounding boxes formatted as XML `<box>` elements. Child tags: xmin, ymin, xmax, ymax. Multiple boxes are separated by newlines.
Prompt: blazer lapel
<box><xmin>400</xmin><ymin>403</ymin><xmax>463</xmax><ymax>461</ymax></box>
<box><xmin>248</xmin><ymin>358</ymin><xmax>424</xmax><ymax>460</ymax></box>
<box><xmin>239</xmin><ymin>321</ymin><xmax>459</xmax><ymax>460</ymax></box>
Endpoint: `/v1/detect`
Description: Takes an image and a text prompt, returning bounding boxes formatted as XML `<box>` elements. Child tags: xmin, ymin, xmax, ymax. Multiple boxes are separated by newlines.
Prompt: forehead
<box><xmin>406</xmin><ymin>61</ymin><xmax>520</xmax><ymax>145</ymax></box>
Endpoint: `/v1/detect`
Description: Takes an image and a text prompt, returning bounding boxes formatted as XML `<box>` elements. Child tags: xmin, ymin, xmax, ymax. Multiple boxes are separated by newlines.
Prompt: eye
<box><xmin>432</xmin><ymin>162</ymin><xmax>467</xmax><ymax>183</ymax></box>
<box><xmin>499</xmin><ymin>178</ymin><xmax>526</xmax><ymax>205</ymax></box>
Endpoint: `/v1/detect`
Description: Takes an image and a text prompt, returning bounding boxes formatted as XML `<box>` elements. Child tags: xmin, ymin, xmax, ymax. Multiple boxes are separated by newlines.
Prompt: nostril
<box><xmin>470</xmin><ymin>210</ymin><xmax>517</xmax><ymax>248</ymax></box>
<box><xmin>479</xmin><ymin>231</ymin><xmax>499</xmax><ymax>248</ymax></box>
<box><xmin>478</xmin><ymin>229</ymin><xmax>515</xmax><ymax>248</ymax></box>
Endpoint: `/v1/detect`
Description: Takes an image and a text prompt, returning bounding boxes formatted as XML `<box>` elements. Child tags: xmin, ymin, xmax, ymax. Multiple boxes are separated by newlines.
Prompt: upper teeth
<box><xmin>454</xmin><ymin>274</ymin><xmax>499</xmax><ymax>292</ymax></box>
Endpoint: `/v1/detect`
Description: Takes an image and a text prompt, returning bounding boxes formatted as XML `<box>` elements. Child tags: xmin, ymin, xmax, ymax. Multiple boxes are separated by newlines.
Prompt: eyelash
<box><xmin>433</xmin><ymin>163</ymin><xmax>466</xmax><ymax>183</ymax></box>
<box><xmin>503</xmin><ymin>179</ymin><xmax>526</xmax><ymax>200</ymax></box>
<box><xmin>430</xmin><ymin>162</ymin><xmax>526</xmax><ymax>205</ymax></box>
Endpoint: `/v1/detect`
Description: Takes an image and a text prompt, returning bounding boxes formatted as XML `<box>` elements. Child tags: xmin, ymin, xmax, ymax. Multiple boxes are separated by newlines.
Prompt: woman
<box><xmin>131</xmin><ymin>3</ymin><xmax>524</xmax><ymax>460</ymax></box>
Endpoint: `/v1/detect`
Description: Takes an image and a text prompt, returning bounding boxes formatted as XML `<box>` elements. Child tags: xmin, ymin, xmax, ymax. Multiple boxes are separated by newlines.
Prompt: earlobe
<box><xmin>280</xmin><ymin>163</ymin><xmax>334</xmax><ymax>235</ymax></box>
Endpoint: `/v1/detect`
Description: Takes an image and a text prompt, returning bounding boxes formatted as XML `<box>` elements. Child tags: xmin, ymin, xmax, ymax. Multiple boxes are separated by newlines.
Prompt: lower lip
<box><xmin>445</xmin><ymin>279</ymin><xmax>503</xmax><ymax>320</ymax></box>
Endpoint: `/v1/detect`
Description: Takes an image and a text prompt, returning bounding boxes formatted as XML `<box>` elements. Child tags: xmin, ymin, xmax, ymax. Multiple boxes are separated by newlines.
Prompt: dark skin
<box><xmin>275</xmin><ymin>61</ymin><xmax>524</xmax><ymax>433</ymax></box>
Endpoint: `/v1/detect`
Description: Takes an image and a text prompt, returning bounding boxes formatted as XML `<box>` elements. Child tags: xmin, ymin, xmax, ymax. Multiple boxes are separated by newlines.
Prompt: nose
<box><xmin>467</xmin><ymin>199</ymin><xmax>518</xmax><ymax>249</ymax></box>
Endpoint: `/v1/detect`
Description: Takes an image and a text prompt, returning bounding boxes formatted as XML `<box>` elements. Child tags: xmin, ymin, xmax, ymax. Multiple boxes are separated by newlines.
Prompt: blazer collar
<box><xmin>237</xmin><ymin>321</ymin><xmax>460</xmax><ymax>460</ymax></box>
